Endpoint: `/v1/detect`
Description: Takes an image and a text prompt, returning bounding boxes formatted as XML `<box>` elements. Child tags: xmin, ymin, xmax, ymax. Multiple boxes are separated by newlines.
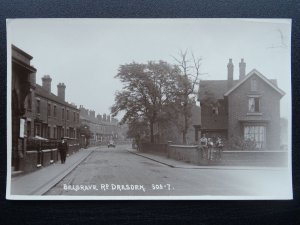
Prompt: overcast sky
<box><xmin>7</xmin><ymin>19</ymin><xmax>291</xmax><ymax>120</ymax></box>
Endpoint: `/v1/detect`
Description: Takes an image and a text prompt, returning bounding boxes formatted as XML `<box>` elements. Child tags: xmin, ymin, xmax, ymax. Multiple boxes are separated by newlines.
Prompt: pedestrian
<box><xmin>199</xmin><ymin>134</ymin><xmax>208</xmax><ymax>159</ymax></box>
<box><xmin>58</xmin><ymin>138</ymin><xmax>68</xmax><ymax>164</ymax></box>
<box><xmin>215</xmin><ymin>137</ymin><xmax>224</xmax><ymax>160</ymax></box>
<box><xmin>207</xmin><ymin>138</ymin><xmax>214</xmax><ymax>160</ymax></box>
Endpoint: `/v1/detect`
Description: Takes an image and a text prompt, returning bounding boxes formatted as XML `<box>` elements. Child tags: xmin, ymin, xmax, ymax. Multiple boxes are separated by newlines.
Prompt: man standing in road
<box><xmin>58</xmin><ymin>138</ymin><xmax>68</xmax><ymax>164</ymax></box>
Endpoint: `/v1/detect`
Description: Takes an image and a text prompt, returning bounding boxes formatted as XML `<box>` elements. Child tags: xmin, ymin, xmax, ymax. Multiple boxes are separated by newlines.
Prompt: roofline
<box><xmin>12</xmin><ymin>44</ymin><xmax>33</xmax><ymax>60</ymax></box>
<box><xmin>223</xmin><ymin>69</ymin><xmax>286</xmax><ymax>97</ymax></box>
<box><xmin>35</xmin><ymin>85</ymin><xmax>79</xmax><ymax>110</ymax></box>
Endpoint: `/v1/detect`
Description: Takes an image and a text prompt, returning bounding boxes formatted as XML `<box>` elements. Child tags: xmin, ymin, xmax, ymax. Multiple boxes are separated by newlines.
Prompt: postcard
<box><xmin>6</xmin><ymin>18</ymin><xmax>292</xmax><ymax>200</ymax></box>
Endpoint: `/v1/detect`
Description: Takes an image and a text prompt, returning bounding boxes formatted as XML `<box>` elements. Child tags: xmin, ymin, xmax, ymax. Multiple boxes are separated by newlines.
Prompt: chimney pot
<box><xmin>239</xmin><ymin>58</ymin><xmax>246</xmax><ymax>80</ymax></box>
<box><xmin>227</xmin><ymin>58</ymin><xmax>234</xmax><ymax>89</ymax></box>
<box><xmin>42</xmin><ymin>75</ymin><xmax>52</xmax><ymax>93</ymax></box>
<box><xmin>57</xmin><ymin>83</ymin><xmax>66</xmax><ymax>101</ymax></box>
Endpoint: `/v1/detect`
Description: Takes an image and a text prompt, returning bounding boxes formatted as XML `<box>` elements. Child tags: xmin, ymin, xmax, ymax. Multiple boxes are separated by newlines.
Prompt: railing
<box><xmin>27</xmin><ymin>139</ymin><xmax>58</xmax><ymax>151</ymax></box>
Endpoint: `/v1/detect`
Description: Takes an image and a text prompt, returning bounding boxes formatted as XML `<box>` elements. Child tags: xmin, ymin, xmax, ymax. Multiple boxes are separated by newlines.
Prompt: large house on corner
<box><xmin>195</xmin><ymin>58</ymin><xmax>285</xmax><ymax>150</ymax></box>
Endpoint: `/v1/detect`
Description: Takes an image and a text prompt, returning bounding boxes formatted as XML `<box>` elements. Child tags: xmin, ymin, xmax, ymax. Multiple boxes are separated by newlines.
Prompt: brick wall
<box><xmin>228</xmin><ymin>75</ymin><xmax>281</xmax><ymax>150</ymax></box>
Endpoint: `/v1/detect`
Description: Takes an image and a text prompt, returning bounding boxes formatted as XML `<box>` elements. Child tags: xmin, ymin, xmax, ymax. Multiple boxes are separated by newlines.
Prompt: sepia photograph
<box><xmin>6</xmin><ymin>18</ymin><xmax>292</xmax><ymax>200</ymax></box>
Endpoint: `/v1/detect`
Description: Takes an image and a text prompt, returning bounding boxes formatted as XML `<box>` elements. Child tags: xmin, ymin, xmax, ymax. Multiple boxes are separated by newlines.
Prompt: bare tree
<box><xmin>172</xmin><ymin>50</ymin><xmax>203</xmax><ymax>144</ymax></box>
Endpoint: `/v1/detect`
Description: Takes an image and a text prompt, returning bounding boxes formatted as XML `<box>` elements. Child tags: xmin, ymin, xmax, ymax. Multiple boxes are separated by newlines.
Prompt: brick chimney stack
<box><xmin>239</xmin><ymin>58</ymin><xmax>246</xmax><ymax>80</ymax></box>
<box><xmin>42</xmin><ymin>75</ymin><xmax>52</xmax><ymax>93</ymax></box>
<box><xmin>57</xmin><ymin>83</ymin><xmax>66</xmax><ymax>101</ymax></box>
<box><xmin>227</xmin><ymin>58</ymin><xmax>234</xmax><ymax>89</ymax></box>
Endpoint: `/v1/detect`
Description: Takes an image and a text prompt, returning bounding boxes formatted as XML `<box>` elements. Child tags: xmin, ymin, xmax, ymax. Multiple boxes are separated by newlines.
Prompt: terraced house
<box><xmin>11</xmin><ymin>45</ymin><xmax>80</xmax><ymax>173</ymax></box>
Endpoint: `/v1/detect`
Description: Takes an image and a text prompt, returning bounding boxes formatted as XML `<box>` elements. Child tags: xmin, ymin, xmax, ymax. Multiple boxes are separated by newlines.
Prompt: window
<box><xmin>62</xmin><ymin>108</ymin><xmax>65</xmax><ymax>120</ymax></box>
<box><xmin>35</xmin><ymin>124</ymin><xmax>41</xmax><ymax>136</ymax></box>
<box><xmin>54</xmin><ymin>105</ymin><xmax>57</xmax><ymax>117</ymax></box>
<box><xmin>212</xmin><ymin>106</ymin><xmax>219</xmax><ymax>115</ymax></box>
<box><xmin>73</xmin><ymin>111</ymin><xmax>76</xmax><ymax>121</ymax></box>
<box><xmin>36</xmin><ymin>99</ymin><xmax>40</xmax><ymax>114</ymax></box>
<box><xmin>48</xmin><ymin>126</ymin><xmax>51</xmax><ymax>138</ymax></box>
<box><xmin>27</xmin><ymin>121</ymin><xmax>31</xmax><ymax>137</ymax></box>
<box><xmin>48</xmin><ymin>103</ymin><xmax>51</xmax><ymax>116</ymax></box>
<box><xmin>244</xmin><ymin>125</ymin><xmax>265</xmax><ymax>149</ymax></box>
<box><xmin>248</xmin><ymin>97</ymin><xmax>260</xmax><ymax>112</ymax></box>
<box><xmin>67</xmin><ymin>109</ymin><xmax>69</xmax><ymax>120</ymax></box>
<box><xmin>53</xmin><ymin>127</ymin><xmax>57</xmax><ymax>139</ymax></box>
<box><xmin>251</xmin><ymin>78</ymin><xmax>258</xmax><ymax>91</ymax></box>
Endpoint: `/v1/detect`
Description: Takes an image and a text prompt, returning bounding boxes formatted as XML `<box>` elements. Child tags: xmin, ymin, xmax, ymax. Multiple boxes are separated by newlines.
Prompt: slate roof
<box><xmin>197</xmin><ymin>80</ymin><xmax>238</xmax><ymax>101</ymax></box>
<box><xmin>224</xmin><ymin>69</ymin><xmax>285</xmax><ymax>97</ymax></box>
<box><xmin>197</xmin><ymin>69</ymin><xmax>282</xmax><ymax>101</ymax></box>
<box><xmin>35</xmin><ymin>84</ymin><xmax>78</xmax><ymax>110</ymax></box>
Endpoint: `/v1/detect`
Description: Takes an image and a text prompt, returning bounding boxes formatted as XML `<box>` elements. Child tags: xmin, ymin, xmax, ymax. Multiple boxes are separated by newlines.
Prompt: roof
<box><xmin>198</xmin><ymin>69</ymin><xmax>285</xmax><ymax>101</ymax></box>
<box><xmin>12</xmin><ymin>44</ymin><xmax>33</xmax><ymax>60</ymax></box>
<box><xmin>224</xmin><ymin>69</ymin><xmax>285</xmax><ymax>97</ymax></box>
<box><xmin>35</xmin><ymin>84</ymin><xmax>79</xmax><ymax>110</ymax></box>
<box><xmin>198</xmin><ymin>80</ymin><xmax>238</xmax><ymax>101</ymax></box>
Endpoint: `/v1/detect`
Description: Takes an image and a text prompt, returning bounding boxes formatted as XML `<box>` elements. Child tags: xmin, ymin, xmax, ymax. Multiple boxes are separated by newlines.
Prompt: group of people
<box><xmin>198</xmin><ymin>134</ymin><xmax>224</xmax><ymax>160</ymax></box>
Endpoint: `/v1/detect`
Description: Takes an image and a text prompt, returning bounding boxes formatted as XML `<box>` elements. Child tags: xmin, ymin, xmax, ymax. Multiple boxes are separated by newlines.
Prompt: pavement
<box><xmin>8</xmin><ymin>146</ymin><xmax>286</xmax><ymax>197</ymax></box>
<box><xmin>127</xmin><ymin>149</ymin><xmax>284</xmax><ymax>171</ymax></box>
<box><xmin>9</xmin><ymin>147</ymin><xmax>97</xmax><ymax>196</ymax></box>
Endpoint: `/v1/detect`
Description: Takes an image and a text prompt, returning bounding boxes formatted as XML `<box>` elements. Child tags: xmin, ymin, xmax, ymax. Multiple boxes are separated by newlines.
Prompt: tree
<box><xmin>172</xmin><ymin>50</ymin><xmax>203</xmax><ymax>144</ymax></box>
<box><xmin>111</xmin><ymin>61</ymin><xmax>179</xmax><ymax>143</ymax></box>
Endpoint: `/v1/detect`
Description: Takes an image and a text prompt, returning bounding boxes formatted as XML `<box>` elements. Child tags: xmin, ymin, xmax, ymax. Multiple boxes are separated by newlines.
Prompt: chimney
<box><xmin>239</xmin><ymin>58</ymin><xmax>246</xmax><ymax>80</ymax></box>
<box><xmin>103</xmin><ymin>113</ymin><xmax>107</xmax><ymax>121</ymax></box>
<box><xmin>42</xmin><ymin>75</ymin><xmax>52</xmax><ymax>93</ymax></box>
<box><xmin>227</xmin><ymin>58</ymin><xmax>234</xmax><ymax>89</ymax></box>
<box><xmin>57</xmin><ymin>83</ymin><xmax>66</xmax><ymax>101</ymax></box>
<box><xmin>89</xmin><ymin>110</ymin><xmax>95</xmax><ymax>118</ymax></box>
<box><xmin>97</xmin><ymin>114</ymin><xmax>102</xmax><ymax>121</ymax></box>
<box><xmin>107</xmin><ymin>115</ymin><xmax>111</xmax><ymax>123</ymax></box>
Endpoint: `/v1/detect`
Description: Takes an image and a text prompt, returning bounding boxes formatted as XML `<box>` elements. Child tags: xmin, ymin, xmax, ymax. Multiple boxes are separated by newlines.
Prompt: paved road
<box><xmin>45</xmin><ymin>145</ymin><xmax>292</xmax><ymax>198</ymax></box>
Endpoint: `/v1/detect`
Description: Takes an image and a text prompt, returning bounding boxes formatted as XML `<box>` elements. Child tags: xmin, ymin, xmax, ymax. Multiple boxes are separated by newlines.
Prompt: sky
<box><xmin>7</xmin><ymin>19</ymin><xmax>291</xmax><ymax>120</ymax></box>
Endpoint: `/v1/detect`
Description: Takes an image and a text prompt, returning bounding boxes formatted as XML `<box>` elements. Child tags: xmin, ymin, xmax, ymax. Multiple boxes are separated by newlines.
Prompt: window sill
<box><xmin>247</xmin><ymin>112</ymin><xmax>263</xmax><ymax>116</ymax></box>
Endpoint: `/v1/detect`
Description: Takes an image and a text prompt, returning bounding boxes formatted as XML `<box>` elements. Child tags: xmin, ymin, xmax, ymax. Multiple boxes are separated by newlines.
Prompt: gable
<box><xmin>224</xmin><ymin>69</ymin><xmax>285</xmax><ymax>97</ymax></box>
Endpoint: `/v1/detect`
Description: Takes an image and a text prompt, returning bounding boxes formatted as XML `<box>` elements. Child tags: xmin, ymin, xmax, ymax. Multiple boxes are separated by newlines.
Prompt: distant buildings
<box><xmin>196</xmin><ymin>59</ymin><xmax>285</xmax><ymax>150</ymax></box>
<box><xmin>79</xmin><ymin>106</ymin><xmax>120</xmax><ymax>145</ymax></box>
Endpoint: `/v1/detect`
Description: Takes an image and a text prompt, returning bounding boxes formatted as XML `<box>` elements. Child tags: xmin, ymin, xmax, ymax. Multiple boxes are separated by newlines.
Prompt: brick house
<box><xmin>79</xmin><ymin>106</ymin><xmax>120</xmax><ymax>146</ymax></box>
<box><xmin>11</xmin><ymin>45</ymin><xmax>81</xmax><ymax>173</ymax></box>
<box><xmin>196</xmin><ymin>59</ymin><xmax>285</xmax><ymax>150</ymax></box>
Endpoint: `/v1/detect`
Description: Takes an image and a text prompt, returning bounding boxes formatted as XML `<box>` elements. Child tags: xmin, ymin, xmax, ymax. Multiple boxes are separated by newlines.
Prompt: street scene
<box><xmin>7</xmin><ymin>19</ymin><xmax>292</xmax><ymax>199</ymax></box>
<box><xmin>11</xmin><ymin>145</ymin><xmax>290</xmax><ymax>198</ymax></box>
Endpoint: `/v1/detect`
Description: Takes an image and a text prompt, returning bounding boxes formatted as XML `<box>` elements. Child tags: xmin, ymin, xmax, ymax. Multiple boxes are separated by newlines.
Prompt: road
<box><xmin>45</xmin><ymin>145</ymin><xmax>292</xmax><ymax>198</ymax></box>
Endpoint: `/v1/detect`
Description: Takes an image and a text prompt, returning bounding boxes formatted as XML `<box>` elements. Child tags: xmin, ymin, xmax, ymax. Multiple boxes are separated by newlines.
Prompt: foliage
<box><xmin>225</xmin><ymin>136</ymin><xmax>257</xmax><ymax>150</ymax></box>
<box><xmin>78</xmin><ymin>124</ymin><xmax>92</xmax><ymax>139</ymax></box>
<box><xmin>111</xmin><ymin>61</ymin><xmax>180</xmax><ymax>143</ymax></box>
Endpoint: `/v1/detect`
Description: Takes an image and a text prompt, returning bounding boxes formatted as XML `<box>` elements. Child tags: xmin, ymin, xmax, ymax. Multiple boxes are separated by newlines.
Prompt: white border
<box><xmin>6</xmin><ymin>18</ymin><xmax>293</xmax><ymax>200</ymax></box>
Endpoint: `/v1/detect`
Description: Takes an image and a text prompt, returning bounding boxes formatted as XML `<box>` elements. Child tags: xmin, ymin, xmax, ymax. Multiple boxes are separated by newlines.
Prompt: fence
<box><xmin>20</xmin><ymin>138</ymin><xmax>80</xmax><ymax>173</ymax></box>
